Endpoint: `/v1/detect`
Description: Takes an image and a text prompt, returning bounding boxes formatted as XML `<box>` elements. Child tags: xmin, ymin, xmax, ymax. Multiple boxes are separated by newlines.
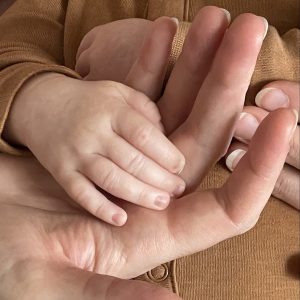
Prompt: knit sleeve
<box><xmin>247</xmin><ymin>25</ymin><xmax>300</xmax><ymax>103</ymax></box>
<box><xmin>0</xmin><ymin>0</ymin><xmax>80</xmax><ymax>155</ymax></box>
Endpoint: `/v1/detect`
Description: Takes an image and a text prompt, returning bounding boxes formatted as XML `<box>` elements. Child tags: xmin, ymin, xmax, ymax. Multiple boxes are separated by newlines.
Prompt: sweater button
<box><xmin>147</xmin><ymin>264</ymin><xmax>169</xmax><ymax>282</ymax></box>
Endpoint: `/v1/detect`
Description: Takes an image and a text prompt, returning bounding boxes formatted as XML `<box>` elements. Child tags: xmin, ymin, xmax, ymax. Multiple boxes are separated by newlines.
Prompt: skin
<box><xmin>0</xmin><ymin>11</ymin><xmax>296</xmax><ymax>300</ymax></box>
<box><xmin>228</xmin><ymin>80</ymin><xmax>300</xmax><ymax>209</ymax></box>
<box><xmin>76</xmin><ymin>10</ymin><xmax>298</xmax><ymax>207</ymax></box>
<box><xmin>76</xmin><ymin>7</ymin><xmax>251</xmax><ymax>190</ymax></box>
<box><xmin>3</xmin><ymin>23</ymin><xmax>188</xmax><ymax>227</ymax></box>
<box><xmin>0</xmin><ymin>8</ymin><xmax>297</xmax><ymax>299</ymax></box>
<box><xmin>4</xmin><ymin>72</ymin><xmax>188</xmax><ymax>226</ymax></box>
<box><xmin>0</xmin><ymin>106</ymin><xmax>296</xmax><ymax>299</ymax></box>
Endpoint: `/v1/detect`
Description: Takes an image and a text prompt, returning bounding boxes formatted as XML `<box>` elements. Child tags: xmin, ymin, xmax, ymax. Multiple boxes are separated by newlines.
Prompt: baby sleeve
<box><xmin>0</xmin><ymin>0</ymin><xmax>80</xmax><ymax>155</ymax></box>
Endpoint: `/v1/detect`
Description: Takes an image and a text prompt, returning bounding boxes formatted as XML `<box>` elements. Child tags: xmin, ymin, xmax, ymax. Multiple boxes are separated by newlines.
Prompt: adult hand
<box><xmin>76</xmin><ymin>7</ymin><xmax>269</xmax><ymax>190</ymax></box>
<box><xmin>0</xmin><ymin>8</ymin><xmax>297</xmax><ymax>299</ymax></box>
<box><xmin>77</xmin><ymin>11</ymin><xmax>300</xmax><ymax>209</ymax></box>
<box><xmin>75</xmin><ymin>7</ymin><xmax>234</xmax><ymax>188</ymax></box>
<box><xmin>226</xmin><ymin>80</ymin><xmax>300</xmax><ymax>209</ymax></box>
<box><xmin>0</xmin><ymin>111</ymin><xmax>296</xmax><ymax>299</ymax></box>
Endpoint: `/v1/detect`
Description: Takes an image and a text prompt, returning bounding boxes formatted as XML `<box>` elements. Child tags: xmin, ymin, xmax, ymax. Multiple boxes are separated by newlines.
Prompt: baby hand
<box><xmin>76</xmin><ymin>18</ymin><xmax>152</xmax><ymax>82</ymax></box>
<box><xmin>4</xmin><ymin>74</ymin><xmax>185</xmax><ymax>226</ymax></box>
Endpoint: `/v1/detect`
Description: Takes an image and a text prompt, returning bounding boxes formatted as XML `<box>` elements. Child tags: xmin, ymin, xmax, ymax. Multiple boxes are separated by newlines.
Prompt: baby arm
<box><xmin>1</xmin><ymin>3</ymin><xmax>185</xmax><ymax>226</ymax></box>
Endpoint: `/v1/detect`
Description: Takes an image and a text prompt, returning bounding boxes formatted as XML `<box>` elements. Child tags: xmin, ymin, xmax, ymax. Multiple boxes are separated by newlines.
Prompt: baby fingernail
<box><xmin>112</xmin><ymin>213</ymin><xmax>127</xmax><ymax>226</ymax></box>
<box><xmin>235</xmin><ymin>112</ymin><xmax>259</xmax><ymax>142</ymax></box>
<box><xmin>221</xmin><ymin>9</ymin><xmax>231</xmax><ymax>23</ymax></box>
<box><xmin>255</xmin><ymin>88</ymin><xmax>289</xmax><ymax>111</ymax></box>
<box><xmin>226</xmin><ymin>149</ymin><xmax>247</xmax><ymax>172</ymax></box>
<box><xmin>154</xmin><ymin>195</ymin><xmax>170</xmax><ymax>209</ymax></box>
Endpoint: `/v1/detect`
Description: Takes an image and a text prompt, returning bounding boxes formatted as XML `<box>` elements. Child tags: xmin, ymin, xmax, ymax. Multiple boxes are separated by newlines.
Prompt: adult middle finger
<box><xmin>158</xmin><ymin>6</ymin><xmax>231</xmax><ymax>134</ymax></box>
<box><xmin>171</xmin><ymin>13</ymin><xmax>268</xmax><ymax>188</ymax></box>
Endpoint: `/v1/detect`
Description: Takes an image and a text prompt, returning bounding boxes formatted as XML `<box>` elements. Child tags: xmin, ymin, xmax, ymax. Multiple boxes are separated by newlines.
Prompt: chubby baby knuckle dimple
<box><xmin>131</xmin><ymin>125</ymin><xmax>153</xmax><ymax>147</ymax></box>
<box><xmin>82</xmin><ymin>158</ymin><xmax>97</xmax><ymax>175</ymax></box>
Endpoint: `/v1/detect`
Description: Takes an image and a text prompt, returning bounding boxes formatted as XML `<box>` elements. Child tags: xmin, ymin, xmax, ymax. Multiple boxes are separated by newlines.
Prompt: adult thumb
<box><xmin>6</xmin><ymin>261</ymin><xmax>181</xmax><ymax>300</ymax></box>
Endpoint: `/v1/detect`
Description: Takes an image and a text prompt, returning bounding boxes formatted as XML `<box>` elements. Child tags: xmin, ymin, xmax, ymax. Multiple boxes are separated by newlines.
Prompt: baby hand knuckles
<box><xmin>100</xmin><ymin>169</ymin><xmax>120</xmax><ymax>193</ymax></box>
<box><xmin>130</xmin><ymin>124</ymin><xmax>154</xmax><ymax>148</ymax></box>
<box><xmin>126</xmin><ymin>153</ymin><xmax>146</xmax><ymax>175</ymax></box>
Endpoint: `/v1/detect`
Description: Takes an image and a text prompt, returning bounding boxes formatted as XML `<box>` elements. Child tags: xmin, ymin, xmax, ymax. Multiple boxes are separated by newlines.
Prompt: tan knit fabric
<box><xmin>0</xmin><ymin>1</ymin><xmax>299</xmax><ymax>299</ymax></box>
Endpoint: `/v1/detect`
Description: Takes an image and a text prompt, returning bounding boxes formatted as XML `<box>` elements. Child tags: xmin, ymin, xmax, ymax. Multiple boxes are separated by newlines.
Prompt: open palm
<box><xmin>0</xmin><ymin>8</ymin><xmax>296</xmax><ymax>300</ymax></box>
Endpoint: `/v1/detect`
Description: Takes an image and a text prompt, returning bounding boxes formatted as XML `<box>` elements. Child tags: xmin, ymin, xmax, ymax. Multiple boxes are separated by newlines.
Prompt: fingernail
<box><xmin>112</xmin><ymin>213</ymin><xmax>127</xmax><ymax>226</ymax></box>
<box><xmin>174</xmin><ymin>158</ymin><xmax>185</xmax><ymax>175</ymax></box>
<box><xmin>171</xmin><ymin>17</ymin><xmax>179</xmax><ymax>27</ymax></box>
<box><xmin>226</xmin><ymin>149</ymin><xmax>247</xmax><ymax>172</ymax></box>
<box><xmin>235</xmin><ymin>112</ymin><xmax>259</xmax><ymax>142</ymax></box>
<box><xmin>154</xmin><ymin>195</ymin><xmax>170</xmax><ymax>209</ymax></box>
<box><xmin>255</xmin><ymin>88</ymin><xmax>290</xmax><ymax>111</ymax></box>
<box><xmin>172</xmin><ymin>184</ymin><xmax>186</xmax><ymax>197</ymax></box>
<box><xmin>290</xmin><ymin>109</ymin><xmax>298</xmax><ymax>140</ymax></box>
<box><xmin>221</xmin><ymin>9</ymin><xmax>231</xmax><ymax>23</ymax></box>
<box><xmin>260</xmin><ymin>17</ymin><xmax>269</xmax><ymax>40</ymax></box>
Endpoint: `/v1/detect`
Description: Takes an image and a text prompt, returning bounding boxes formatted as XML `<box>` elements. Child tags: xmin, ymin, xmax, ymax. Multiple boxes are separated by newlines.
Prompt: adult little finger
<box><xmin>226</xmin><ymin>142</ymin><xmax>300</xmax><ymax>210</ymax></box>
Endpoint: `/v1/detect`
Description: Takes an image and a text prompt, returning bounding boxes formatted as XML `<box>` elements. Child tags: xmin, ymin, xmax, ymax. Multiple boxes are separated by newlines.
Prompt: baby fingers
<box><xmin>58</xmin><ymin>171</ymin><xmax>128</xmax><ymax>226</ymax></box>
<box><xmin>59</xmin><ymin>153</ymin><xmax>177</xmax><ymax>227</ymax></box>
<box><xmin>81</xmin><ymin>155</ymin><xmax>172</xmax><ymax>210</ymax></box>
<box><xmin>112</xmin><ymin>107</ymin><xmax>185</xmax><ymax>175</ymax></box>
<box><xmin>104</xmin><ymin>135</ymin><xmax>186</xmax><ymax>196</ymax></box>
